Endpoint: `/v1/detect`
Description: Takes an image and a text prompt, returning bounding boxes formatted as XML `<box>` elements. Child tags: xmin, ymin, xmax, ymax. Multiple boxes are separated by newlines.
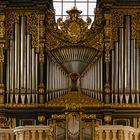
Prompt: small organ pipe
<box><xmin>111</xmin><ymin>50</ymin><xmax>115</xmax><ymax>103</ymax></box>
<box><xmin>6</xmin><ymin>49</ymin><xmax>10</xmax><ymax>92</ymax></box>
<box><xmin>136</xmin><ymin>48</ymin><xmax>140</xmax><ymax>92</ymax></box>
<box><xmin>10</xmin><ymin>40</ymin><xmax>14</xmax><ymax>91</ymax></box>
<box><xmin>35</xmin><ymin>53</ymin><xmax>38</xmax><ymax>92</ymax></box>
<box><xmin>119</xmin><ymin>28</ymin><xmax>124</xmax><ymax>91</ymax></box>
<box><xmin>114</xmin><ymin>42</ymin><xmax>119</xmax><ymax>92</ymax></box>
<box><xmin>35</xmin><ymin>53</ymin><xmax>38</xmax><ymax>102</ymax></box>
<box><xmin>100</xmin><ymin>57</ymin><xmax>103</xmax><ymax>101</ymax></box>
<box><xmin>32</xmin><ymin>48</ymin><xmax>35</xmax><ymax>91</ymax></box>
<box><xmin>27</xmin><ymin>35</ymin><xmax>31</xmax><ymax>90</ymax></box>
<box><xmin>131</xmin><ymin>40</ymin><xmax>136</xmax><ymax>92</ymax></box>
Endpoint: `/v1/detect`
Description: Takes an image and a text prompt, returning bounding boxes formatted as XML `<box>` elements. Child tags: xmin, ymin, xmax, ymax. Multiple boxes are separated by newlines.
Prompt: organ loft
<box><xmin>0</xmin><ymin>0</ymin><xmax>140</xmax><ymax>140</ymax></box>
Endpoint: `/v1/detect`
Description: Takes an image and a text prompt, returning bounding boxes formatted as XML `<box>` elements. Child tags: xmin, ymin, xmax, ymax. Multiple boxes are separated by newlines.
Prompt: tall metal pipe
<box><xmin>35</xmin><ymin>53</ymin><xmax>38</xmax><ymax>102</ymax></box>
<box><xmin>124</xmin><ymin>16</ymin><xmax>131</xmax><ymax>92</ymax></box>
<box><xmin>114</xmin><ymin>42</ymin><xmax>119</xmax><ymax>103</ymax></box>
<box><xmin>6</xmin><ymin>48</ymin><xmax>10</xmax><ymax>102</ymax></box>
<box><xmin>15</xmin><ymin>23</ymin><xmax>20</xmax><ymax>89</ymax></box>
<box><xmin>111</xmin><ymin>50</ymin><xmax>114</xmax><ymax>103</ymax></box>
<box><xmin>20</xmin><ymin>16</ymin><xmax>26</xmax><ymax>89</ymax></box>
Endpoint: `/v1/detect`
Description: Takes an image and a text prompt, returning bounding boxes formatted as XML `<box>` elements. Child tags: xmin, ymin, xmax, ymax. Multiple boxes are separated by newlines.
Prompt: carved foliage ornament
<box><xmin>5</xmin><ymin>10</ymin><xmax>39</xmax><ymax>49</ymax></box>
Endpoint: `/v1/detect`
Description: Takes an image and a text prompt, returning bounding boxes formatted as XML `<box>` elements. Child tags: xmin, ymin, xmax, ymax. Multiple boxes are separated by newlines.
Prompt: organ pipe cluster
<box><xmin>46</xmin><ymin>54</ymin><xmax>68</xmax><ymax>102</ymax></box>
<box><xmin>81</xmin><ymin>56</ymin><xmax>103</xmax><ymax>102</ymax></box>
<box><xmin>5</xmin><ymin>16</ymin><xmax>69</xmax><ymax>104</ymax></box>
<box><xmin>111</xmin><ymin>16</ymin><xmax>140</xmax><ymax>104</ymax></box>
<box><xmin>6</xmin><ymin>17</ymin><xmax>39</xmax><ymax>104</ymax></box>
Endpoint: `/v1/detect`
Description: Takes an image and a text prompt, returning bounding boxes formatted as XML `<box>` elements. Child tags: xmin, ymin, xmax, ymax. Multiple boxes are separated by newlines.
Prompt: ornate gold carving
<box><xmin>57</xmin><ymin>7</ymin><xmax>91</xmax><ymax>43</ymax></box>
<box><xmin>39</xmin><ymin>83</ymin><xmax>45</xmax><ymax>94</ymax></box>
<box><xmin>91</xmin><ymin>8</ymin><xmax>104</xmax><ymax>32</ymax></box>
<box><xmin>70</xmin><ymin>73</ymin><xmax>79</xmax><ymax>81</ymax></box>
<box><xmin>27</xmin><ymin>12</ymin><xmax>39</xmax><ymax>49</ymax></box>
<box><xmin>38</xmin><ymin>115</ymin><xmax>45</xmax><ymax>125</ymax></box>
<box><xmin>0</xmin><ymin>84</ymin><xmax>4</xmax><ymax>94</ymax></box>
<box><xmin>0</xmin><ymin>115</ymin><xmax>10</xmax><ymax>128</ymax></box>
<box><xmin>104</xmin><ymin>114</ymin><xmax>112</xmax><ymax>124</ymax></box>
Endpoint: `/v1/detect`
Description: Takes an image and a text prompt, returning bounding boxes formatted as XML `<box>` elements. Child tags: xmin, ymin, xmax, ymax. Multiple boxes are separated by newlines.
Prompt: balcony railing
<box><xmin>0</xmin><ymin>125</ymin><xmax>53</xmax><ymax>140</ymax></box>
<box><xmin>95</xmin><ymin>125</ymin><xmax>140</xmax><ymax>140</ymax></box>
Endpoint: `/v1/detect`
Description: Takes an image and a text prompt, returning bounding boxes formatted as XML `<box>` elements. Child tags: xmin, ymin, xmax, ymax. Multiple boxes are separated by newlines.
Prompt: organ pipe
<box><xmin>6</xmin><ymin>49</ymin><xmax>10</xmax><ymax>102</ymax></box>
<box><xmin>27</xmin><ymin>35</ymin><xmax>31</xmax><ymax>90</ymax></box>
<box><xmin>35</xmin><ymin>53</ymin><xmax>38</xmax><ymax>92</ymax></box>
<box><xmin>21</xmin><ymin>16</ymin><xmax>26</xmax><ymax>89</ymax></box>
<box><xmin>32</xmin><ymin>48</ymin><xmax>35</xmax><ymax>91</ymax></box>
<box><xmin>14</xmin><ymin>23</ymin><xmax>20</xmax><ymax>90</ymax></box>
<box><xmin>100</xmin><ymin>57</ymin><xmax>103</xmax><ymax>101</ymax></box>
<box><xmin>10</xmin><ymin>40</ymin><xmax>14</xmax><ymax>91</ymax></box>
<box><xmin>119</xmin><ymin>28</ymin><xmax>124</xmax><ymax>92</ymax></box>
<box><xmin>131</xmin><ymin>40</ymin><xmax>136</xmax><ymax>93</ymax></box>
<box><xmin>114</xmin><ymin>42</ymin><xmax>119</xmax><ymax>92</ymax></box>
<box><xmin>111</xmin><ymin>50</ymin><xmax>114</xmax><ymax>103</ymax></box>
<box><xmin>136</xmin><ymin>48</ymin><xmax>140</xmax><ymax>93</ymax></box>
<box><xmin>125</xmin><ymin>16</ymin><xmax>131</xmax><ymax>92</ymax></box>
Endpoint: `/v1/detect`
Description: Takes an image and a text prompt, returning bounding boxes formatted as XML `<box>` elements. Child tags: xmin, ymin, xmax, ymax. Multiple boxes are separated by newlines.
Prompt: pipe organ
<box><xmin>1</xmin><ymin>0</ymin><xmax>140</xmax><ymax>135</ymax></box>
<box><xmin>111</xmin><ymin>15</ymin><xmax>140</xmax><ymax>104</ymax></box>
<box><xmin>81</xmin><ymin>56</ymin><xmax>103</xmax><ymax>102</ymax></box>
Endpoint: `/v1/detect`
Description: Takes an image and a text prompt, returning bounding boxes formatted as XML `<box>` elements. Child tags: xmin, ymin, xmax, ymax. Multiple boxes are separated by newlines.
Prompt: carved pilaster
<box><xmin>104</xmin><ymin>13</ymin><xmax>111</xmax><ymax>104</ymax></box>
<box><xmin>38</xmin><ymin>14</ymin><xmax>45</xmax><ymax>104</ymax></box>
<box><xmin>39</xmin><ymin>44</ymin><xmax>45</xmax><ymax>103</ymax></box>
<box><xmin>0</xmin><ymin>14</ymin><xmax>5</xmax><ymax>103</ymax></box>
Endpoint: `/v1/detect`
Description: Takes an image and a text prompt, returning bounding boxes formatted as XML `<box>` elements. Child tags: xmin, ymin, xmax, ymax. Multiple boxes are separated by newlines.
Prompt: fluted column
<box><xmin>39</xmin><ymin>14</ymin><xmax>45</xmax><ymax>104</ymax></box>
<box><xmin>104</xmin><ymin>13</ymin><xmax>111</xmax><ymax>104</ymax></box>
<box><xmin>0</xmin><ymin>14</ymin><xmax>5</xmax><ymax>103</ymax></box>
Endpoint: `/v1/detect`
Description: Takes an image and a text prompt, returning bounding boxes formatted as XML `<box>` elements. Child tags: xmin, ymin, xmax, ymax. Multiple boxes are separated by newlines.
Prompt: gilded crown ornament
<box><xmin>57</xmin><ymin>7</ymin><xmax>91</xmax><ymax>43</ymax></box>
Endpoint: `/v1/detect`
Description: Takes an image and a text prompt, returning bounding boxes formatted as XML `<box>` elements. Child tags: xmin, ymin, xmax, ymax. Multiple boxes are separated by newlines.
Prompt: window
<box><xmin>53</xmin><ymin>0</ymin><xmax>97</xmax><ymax>22</ymax></box>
